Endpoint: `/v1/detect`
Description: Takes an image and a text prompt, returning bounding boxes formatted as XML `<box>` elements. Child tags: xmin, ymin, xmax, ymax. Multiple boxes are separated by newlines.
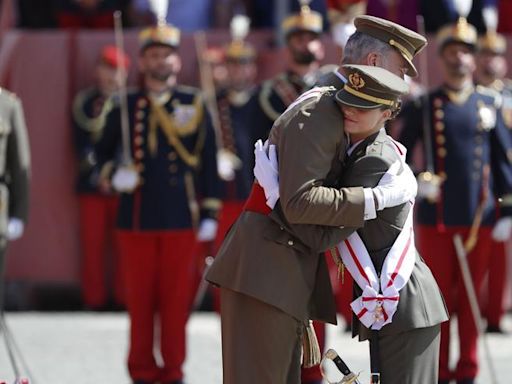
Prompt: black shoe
<box><xmin>486</xmin><ymin>324</ymin><xmax>506</xmax><ymax>334</ymax></box>
<box><xmin>303</xmin><ymin>381</ymin><xmax>322</xmax><ymax>384</ymax></box>
<box><xmin>457</xmin><ymin>379</ymin><xmax>475</xmax><ymax>384</ymax></box>
<box><xmin>438</xmin><ymin>380</ymin><xmax>450</xmax><ymax>384</ymax></box>
<box><xmin>132</xmin><ymin>380</ymin><xmax>155</xmax><ymax>384</ymax></box>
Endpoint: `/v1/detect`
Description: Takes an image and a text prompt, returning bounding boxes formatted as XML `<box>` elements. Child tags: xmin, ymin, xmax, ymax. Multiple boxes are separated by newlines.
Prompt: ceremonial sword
<box><xmin>320</xmin><ymin>349</ymin><xmax>361</xmax><ymax>384</ymax></box>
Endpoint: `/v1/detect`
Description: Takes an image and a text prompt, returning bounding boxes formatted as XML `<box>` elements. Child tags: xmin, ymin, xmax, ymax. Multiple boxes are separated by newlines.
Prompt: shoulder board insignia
<box><xmin>274</xmin><ymin>86</ymin><xmax>334</xmax><ymax>127</ymax></box>
<box><xmin>476</xmin><ymin>85</ymin><xmax>502</xmax><ymax>108</ymax></box>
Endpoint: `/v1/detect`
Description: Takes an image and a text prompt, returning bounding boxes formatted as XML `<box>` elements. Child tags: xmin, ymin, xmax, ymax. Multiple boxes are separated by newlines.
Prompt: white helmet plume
<box><xmin>482</xmin><ymin>6</ymin><xmax>498</xmax><ymax>32</ymax></box>
<box><xmin>453</xmin><ymin>0</ymin><xmax>473</xmax><ymax>19</ymax></box>
<box><xmin>148</xmin><ymin>0</ymin><xmax>169</xmax><ymax>26</ymax></box>
<box><xmin>230</xmin><ymin>15</ymin><xmax>251</xmax><ymax>42</ymax></box>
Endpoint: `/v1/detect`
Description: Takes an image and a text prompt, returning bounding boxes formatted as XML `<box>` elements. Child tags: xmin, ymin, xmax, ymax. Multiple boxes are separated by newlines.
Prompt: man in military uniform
<box><xmin>207</xmin><ymin>15</ymin><xmax>426</xmax><ymax>384</ymax></box>
<box><xmin>474</xmin><ymin>26</ymin><xmax>512</xmax><ymax>334</ymax></box>
<box><xmin>398</xmin><ymin>18</ymin><xmax>512</xmax><ymax>384</ymax></box>
<box><xmin>95</xmin><ymin>24</ymin><xmax>221</xmax><ymax>384</ymax></box>
<box><xmin>258</xmin><ymin>63</ymin><xmax>449</xmax><ymax>384</ymax></box>
<box><xmin>252</xmin><ymin>2</ymin><xmax>325</xmax><ymax>142</ymax></box>
<box><xmin>213</xmin><ymin>15</ymin><xmax>258</xmax><ymax>254</ymax></box>
<box><xmin>0</xmin><ymin>88</ymin><xmax>30</xmax><ymax>311</ymax></box>
<box><xmin>72</xmin><ymin>45</ymin><xmax>130</xmax><ymax>310</ymax></box>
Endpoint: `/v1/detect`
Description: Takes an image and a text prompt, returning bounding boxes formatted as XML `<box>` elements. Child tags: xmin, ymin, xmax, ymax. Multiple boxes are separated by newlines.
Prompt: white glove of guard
<box><xmin>416</xmin><ymin>172</ymin><xmax>442</xmax><ymax>202</ymax></box>
<box><xmin>417</xmin><ymin>177</ymin><xmax>441</xmax><ymax>201</ymax></box>
<box><xmin>197</xmin><ymin>218</ymin><xmax>218</xmax><ymax>242</ymax></box>
<box><xmin>112</xmin><ymin>166</ymin><xmax>139</xmax><ymax>193</ymax></box>
<box><xmin>492</xmin><ymin>217</ymin><xmax>512</xmax><ymax>242</ymax></box>
<box><xmin>217</xmin><ymin>149</ymin><xmax>242</xmax><ymax>181</ymax></box>
<box><xmin>373</xmin><ymin>161</ymin><xmax>417</xmax><ymax>210</ymax></box>
<box><xmin>7</xmin><ymin>218</ymin><xmax>24</xmax><ymax>241</ymax></box>
<box><xmin>253</xmin><ymin>139</ymin><xmax>280</xmax><ymax>209</ymax></box>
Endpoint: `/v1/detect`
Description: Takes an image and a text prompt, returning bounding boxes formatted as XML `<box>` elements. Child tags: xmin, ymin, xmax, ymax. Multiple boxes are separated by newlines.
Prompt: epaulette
<box><xmin>476</xmin><ymin>84</ymin><xmax>502</xmax><ymax>108</ymax></box>
<box><xmin>365</xmin><ymin>139</ymin><xmax>385</xmax><ymax>157</ymax></box>
<box><xmin>274</xmin><ymin>86</ymin><xmax>336</xmax><ymax>126</ymax></box>
<box><xmin>503</xmin><ymin>78</ymin><xmax>512</xmax><ymax>93</ymax></box>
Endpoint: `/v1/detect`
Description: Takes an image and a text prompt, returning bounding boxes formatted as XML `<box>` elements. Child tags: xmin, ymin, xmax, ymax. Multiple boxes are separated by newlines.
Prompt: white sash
<box><xmin>336</xmin><ymin>137</ymin><xmax>416</xmax><ymax>330</ymax></box>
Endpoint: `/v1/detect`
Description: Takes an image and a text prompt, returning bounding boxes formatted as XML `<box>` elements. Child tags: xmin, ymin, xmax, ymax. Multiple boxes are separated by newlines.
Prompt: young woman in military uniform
<box><xmin>255</xmin><ymin>64</ymin><xmax>449</xmax><ymax>384</ymax></box>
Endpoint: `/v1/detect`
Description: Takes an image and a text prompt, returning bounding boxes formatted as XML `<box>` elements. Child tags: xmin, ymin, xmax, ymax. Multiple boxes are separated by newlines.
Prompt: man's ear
<box><xmin>366</xmin><ymin>52</ymin><xmax>380</xmax><ymax>66</ymax></box>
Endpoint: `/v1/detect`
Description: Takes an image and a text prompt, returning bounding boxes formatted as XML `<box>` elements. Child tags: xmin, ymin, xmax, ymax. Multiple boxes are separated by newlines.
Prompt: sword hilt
<box><xmin>322</xmin><ymin>349</ymin><xmax>361</xmax><ymax>384</ymax></box>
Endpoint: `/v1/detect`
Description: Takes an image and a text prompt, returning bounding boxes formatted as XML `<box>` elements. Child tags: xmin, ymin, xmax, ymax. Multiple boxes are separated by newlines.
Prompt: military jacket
<box><xmin>216</xmin><ymin>89</ymin><xmax>258</xmax><ymax>201</ymax></box>
<box><xmin>337</xmin><ymin>130</ymin><xmax>448</xmax><ymax>339</ymax></box>
<box><xmin>96</xmin><ymin>86</ymin><xmax>221</xmax><ymax>231</ymax></box>
<box><xmin>253</xmin><ymin>70</ymin><xmax>317</xmax><ymax>142</ymax></box>
<box><xmin>399</xmin><ymin>86</ymin><xmax>512</xmax><ymax>227</ymax></box>
<box><xmin>0</xmin><ymin>89</ymin><xmax>30</xmax><ymax>236</ymax></box>
<box><xmin>207</xmin><ymin>86</ymin><xmax>365</xmax><ymax>324</ymax></box>
<box><xmin>72</xmin><ymin>87</ymin><xmax>117</xmax><ymax>194</ymax></box>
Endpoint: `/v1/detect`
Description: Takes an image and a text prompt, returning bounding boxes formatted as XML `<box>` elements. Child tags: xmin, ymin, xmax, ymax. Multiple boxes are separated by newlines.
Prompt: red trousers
<box><xmin>416</xmin><ymin>225</ymin><xmax>492</xmax><ymax>381</ymax></box>
<box><xmin>118</xmin><ymin>229</ymin><xmax>196</xmax><ymax>383</ymax></box>
<box><xmin>485</xmin><ymin>241</ymin><xmax>508</xmax><ymax>327</ymax></box>
<box><xmin>79</xmin><ymin>194</ymin><xmax>122</xmax><ymax>308</ymax></box>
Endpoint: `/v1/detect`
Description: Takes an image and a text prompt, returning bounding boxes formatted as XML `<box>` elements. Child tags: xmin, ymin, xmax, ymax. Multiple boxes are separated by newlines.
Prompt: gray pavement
<box><xmin>0</xmin><ymin>312</ymin><xmax>511</xmax><ymax>384</ymax></box>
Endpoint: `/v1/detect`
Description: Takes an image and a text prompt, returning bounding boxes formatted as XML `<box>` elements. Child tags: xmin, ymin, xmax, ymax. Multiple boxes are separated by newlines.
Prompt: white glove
<box><xmin>7</xmin><ymin>218</ymin><xmax>24</xmax><ymax>241</ymax></box>
<box><xmin>492</xmin><ymin>217</ymin><xmax>512</xmax><ymax>242</ymax></box>
<box><xmin>217</xmin><ymin>149</ymin><xmax>242</xmax><ymax>181</ymax></box>
<box><xmin>112</xmin><ymin>166</ymin><xmax>139</xmax><ymax>193</ymax></box>
<box><xmin>197</xmin><ymin>218</ymin><xmax>218</xmax><ymax>242</ymax></box>
<box><xmin>253</xmin><ymin>139</ymin><xmax>280</xmax><ymax>209</ymax></box>
<box><xmin>373</xmin><ymin>161</ymin><xmax>417</xmax><ymax>210</ymax></box>
<box><xmin>417</xmin><ymin>172</ymin><xmax>442</xmax><ymax>202</ymax></box>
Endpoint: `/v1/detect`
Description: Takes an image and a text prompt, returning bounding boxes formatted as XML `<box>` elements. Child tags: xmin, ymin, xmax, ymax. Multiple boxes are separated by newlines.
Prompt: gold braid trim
<box><xmin>259</xmin><ymin>80</ymin><xmax>282</xmax><ymax>121</ymax></box>
<box><xmin>72</xmin><ymin>89</ymin><xmax>114</xmax><ymax>141</ymax></box>
<box><xmin>148</xmin><ymin>98</ymin><xmax>206</xmax><ymax>168</ymax></box>
<box><xmin>201</xmin><ymin>198</ymin><xmax>222</xmax><ymax>211</ymax></box>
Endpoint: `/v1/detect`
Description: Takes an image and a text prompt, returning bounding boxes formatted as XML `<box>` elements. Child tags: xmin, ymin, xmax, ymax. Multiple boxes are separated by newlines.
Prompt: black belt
<box><xmin>370</xmin><ymin>330</ymin><xmax>381</xmax><ymax>384</ymax></box>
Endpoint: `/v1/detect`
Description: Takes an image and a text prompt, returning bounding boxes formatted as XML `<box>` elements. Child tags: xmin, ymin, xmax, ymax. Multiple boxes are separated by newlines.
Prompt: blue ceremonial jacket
<box><xmin>399</xmin><ymin>85</ymin><xmax>512</xmax><ymax>227</ymax></box>
<box><xmin>96</xmin><ymin>86</ymin><xmax>221</xmax><ymax>231</ymax></box>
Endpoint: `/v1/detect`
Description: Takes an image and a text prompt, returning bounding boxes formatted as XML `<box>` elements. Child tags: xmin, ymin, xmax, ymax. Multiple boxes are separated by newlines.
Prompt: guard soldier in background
<box><xmin>252</xmin><ymin>1</ymin><xmax>325</xmax><ymax>142</ymax></box>
<box><xmin>474</xmin><ymin>14</ymin><xmax>512</xmax><ymax>334</ymax></box>
<box><xmin>398</xmin><ymin>17</ymin><xmax>512</xmax><ymax>384</ymax></box>
<box><xmin>95</xmin><ymin>23</ymin><xmax>221</xmax><ymax>384</ymax></box>
<box><xmin>72</xmin><ymin>45</ymin><xmax>130</xmax><ymax>311</ymax></box>
<box><xmin>214</xmin><ymin>15</ymin><xmax>258</xmax><ymax>256</ymax></box>
<box><xmin>0</xmin><ymin>88</ymin><xmax>30</xmax><ymax>311</ymax></box>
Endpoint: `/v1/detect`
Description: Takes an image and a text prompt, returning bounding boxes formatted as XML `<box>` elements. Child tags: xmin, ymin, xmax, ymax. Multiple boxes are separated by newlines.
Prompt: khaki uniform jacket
<box><xmin>207</xmin><ymin>87</ymin><xmax>365</xmax><ymax>324</ymax></box>
<box><xmin>0</xmin><ymin>89</ymin><xmax>30</xmax><ymax>237</ymax></box>
<box><xmin>338</xmin><ymin>130</ymin><xmax>448</xmax><ymax>340</ymax></box>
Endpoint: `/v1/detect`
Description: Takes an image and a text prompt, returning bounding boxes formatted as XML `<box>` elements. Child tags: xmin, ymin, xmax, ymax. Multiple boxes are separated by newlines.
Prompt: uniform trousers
<box><xmin>417</xmin><ymin>225</ymin><xmax>492</xmax><ymax>381</ymax></box>
<box><xmin>79</xmin><ymin>194</ymin><xmax>121</xmax><ymax>308</ymax></box>
<box><xmin>378</xmin><ymin>324</ymin><xmax>440</xmax><ymax>384</ymax></box>
<box><xmin>220</xmin><ymin>287</ymin><xmax>304</xmax><ymax>384</ymax></box>
<box><xmin>118</xmin><ymin>229</ymin><xmax>196</xmax><ymax>383</ymax></box>
<box><xmin>209</xmin><ymin>201</ymin><xmax>246</xmax><ymax>312</ymax></box>
<box><xmin>486</xmin><ymin>241</ymin><xmax>508</xmax><ymax>327</ymax></box>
